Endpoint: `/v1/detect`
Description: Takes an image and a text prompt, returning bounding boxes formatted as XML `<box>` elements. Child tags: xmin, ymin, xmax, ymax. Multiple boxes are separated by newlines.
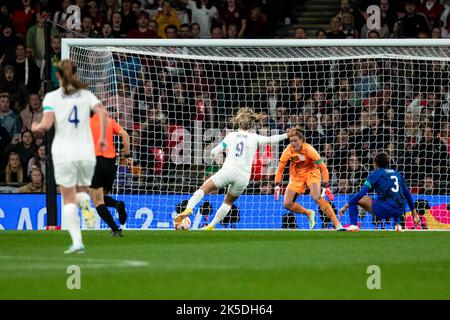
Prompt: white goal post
<box><xmin>62</xmin><ymin>38</ymin><xmax>450</xmax><ymax>230</ymax></box>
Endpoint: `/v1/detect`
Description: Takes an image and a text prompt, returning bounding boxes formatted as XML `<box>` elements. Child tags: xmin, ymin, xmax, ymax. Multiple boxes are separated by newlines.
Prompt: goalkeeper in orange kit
<box><xmin>274</xmin><ymin>130</ymin><xmax>345</xmax><ymax>230</ymax></box>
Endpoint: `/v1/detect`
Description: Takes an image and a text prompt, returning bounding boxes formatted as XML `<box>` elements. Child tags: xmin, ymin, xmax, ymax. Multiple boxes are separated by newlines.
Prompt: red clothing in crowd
<box><xmin>12</xmin><ymin>7</ymin><xmax>38</xmax><ymax>36</ymax></box>
<box><xmin>417</xmin><ymin>1</ymin><xmax>444</xmax><ymax>26</ymax></box>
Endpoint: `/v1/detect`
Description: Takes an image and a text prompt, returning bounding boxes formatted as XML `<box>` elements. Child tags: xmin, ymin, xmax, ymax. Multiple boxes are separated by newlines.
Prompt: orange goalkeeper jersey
<box><xmin>90</xmin><ymin>113</ymin><xmax>122</xmax><ymax>159</ymax></box>
<box><xmin>275</xmin><ymin>143</ymin><xmax>322</xmax><ymax>182</ymax></box>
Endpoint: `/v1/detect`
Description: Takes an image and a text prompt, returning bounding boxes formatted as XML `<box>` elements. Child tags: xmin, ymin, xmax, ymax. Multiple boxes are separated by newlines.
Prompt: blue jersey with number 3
<box><xmin>365</xmin><ymin>168</ymin><xmax>408</xmax><ymax>213</ymax></box>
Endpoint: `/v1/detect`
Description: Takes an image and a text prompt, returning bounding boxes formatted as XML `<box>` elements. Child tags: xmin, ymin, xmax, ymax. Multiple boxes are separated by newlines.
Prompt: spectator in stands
<box><xmin>179</xmin><ymin>23</ymin><xmax>192</xmax><ymax>38</ymax></box>
<box><xmin>368</xmin><ymin>112</ymin><xmax>390</xmax><ymax>152</ymax></box>
<box><xmin>346</xmin><ymin>151</ymin><xmax>368</xmax><ymax>188</ymax></box>
<box><xmin>39</xmin><ymin>36</ymin><xmax>61</xmax><ymax>90</ymax></box>
<box><xmin>110</xmin><ymin>11</ymin><xmax>126</xmax><ymax>38</ymax></box>
<box><xmin>304</xmin><ymin>114</ymin><xmax>325</xmax><ymax>148</ymax></box>
<box><xmin>0</xmin><ymin>92</ymin><xmax>21</xmax><ymax>143</ymax></box>
<box><xmin>394</xmin><ymin>0</ymin><xmax>429</xmax><ymax>38</ymax></box>
<box><xmin>341</xmin><ymin>12</ymin><xmax>358</xmax><ymax>38</ymax></box>
<box><xmin>431</xmin><ymin>26</ymin><xmax>442</xmax><ymax>38</ymax></box>
<box><xmin>148</xmin><ymin>19</ymin><xmax>159</xmax><ymax>35</ymax></box>
<box><xmin>152</xmin><ymin>0</ymin><xmax>181</xmax><ymax>38</ymax></box>
<box><xmin>246</xmin><ymin>3</ymin><xmax>267</xmax><ymax>38</ymax></box>
<box><xmin>27</xmin><ymin>143</ymin><xmax>45</xmax><ymax>177</ymax></box>
<box><xmin>336</xmin><ymin>0</ymin><xmax>366</xmax><ymax>32</ymax></box>
<box><xmin>315</xmin><ymin>29</ymin><xmax>327</xmax><ymax>39</ymax></box>
<box><xmin>101</xmin><ymin>0</ymin><xmax>120</xmax><ymax>24</ymax></box>
<box><xmin>334</xmin><ymin>128</ymin><xmax>350</xmax><ymax>169</ymax></box>
<box><xmin>101</xmin><ymin>23</ymin><xmax>113</xmax><ymax>38</ymax></box>
<box><xmin>210</xmin><ymin>25</ymin><xmax>223</xmax><ymax>38</ymax></box>
<box><xmin>293</xmin><ymin>26</ymin><xmax>307</xmax><ymax>39</ymax></box>
<box><xmin>191</xmin><ymin>22</ymin><xmax>201</xmax><ymax>38</ymax></box>
<box><xmin>18</xmin><ymin>165</ymin><xmax>45</xmax><ymax>192</ymax></box>
<box><xmin>337</xmin><ymin>177</ymin><xmax>352</xmax><ymax>194</ymax></box>
<box><xmin>220</xmin><ymin>0</ymin><xmax>246</xmax><ymax>39</ymax></box>
<box><xmin>282</xmin><ymin>76</ymin><xmax>305</xmax><ymax>115</ymax></box>
<box><xmin>0</xmin><ymin>2</ymin><xmax>12</xmax><ymax>28</ymax></box>
<box><xmin>181</xmin><ymin>0</ymin><xmax>220</xmax><ymax>39</ymax></box>
<box><xmin>0</xmin><ymin>23</ymin><xmax>23</xmax><ymax>69</ymax></box>
<box><xmin>80</xmin><ymin>15</ymin><xmax>99</xmax><ymax>37</ymax></box>
<box><xmin>128</xmin><ymin>11</ymin><xmax>158</xmax><ymax>38</ymax></box>
<box><xmin>0</xmin><ymin>65</ymin><xmax>29</xmax><ymax>113</ymax></box>
<box><xmin>8</xmin><ymin>129</ymin><xmax>36</xmax><ymax>169</ymax></box>
<box><xmin>380</xmin><ymin>0</ymin><xmax>398</xmax><ymax>36</ymax></box>
<box><xmin>417</xmin><ymin>0</ymin><xmax>444</xmax><ymax>28</ymax></box>
<box><xmin>12</xmin><ymin>0</ymin><xmax>37</xmax><ymax>38</ymax></box>
<box><xmin>11</xmin><ymin>43</ymin><xmax>40</xmax><ymax>94</ymax></box>
<box><xmin>304</xmin><ymin>89</ymin><xmax>327</xmax><ymax>115</ymax></box>
<box><xmin>87</xmin><ymin>1</ymin><xmax>105</xmax><ymax>32</ymax></box>
<box><xmin>2</xmin><ymin>152</ymin><xmax>25</xmax><ymax>185</ymax></box>
<box><xmin>354</xmin><ymin>60</ymin><xmax>380</xmax><ymax>99</ymax></box>
<box><xmin>120</xmin><ymin>0</ymin><xmax>137</xmax><ymax>33</ymax></box>
<box><xmin>53</xmin><ymin>0</ymin><xmax>72</xmax><ymax>29</ymax></box>
<box><xmin>20</xmin><ymin>93</ymin><xmax>42</xmax><ymax>131</ymax></box>
<box><xmin>166</xmin><ymin>80</ymin><xmax>195</xmax><ymax>129</ymax></box>
<box><xmin>75</xmin><ymin>0</ymin><xmax>87</xmax><ymax>16</ymax></box>
<box><xmin>26</xmin><ymin>8</ymin><xmax>60</xmax><ymax>68</ymax></box>
<box><xmin>165</xmin><ymin>24</ymin><xmax>178</xmax><ymax>38</ymax></box>
<box><xmin>326</xmin><ymin>16</ymin><xmax>346</xmax><ymax>39</ymax></box>
<box><xmin>225</xmin><ymin>22</ymin><xmax>238</xmax><ymax>38</ymax></box>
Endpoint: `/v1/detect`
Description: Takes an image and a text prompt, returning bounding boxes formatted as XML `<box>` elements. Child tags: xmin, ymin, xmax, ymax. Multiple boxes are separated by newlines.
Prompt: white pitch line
<box><xmin>0</xmin><ymin>256</ymin><xmax>149</xmax><ymax>270</ymax></box>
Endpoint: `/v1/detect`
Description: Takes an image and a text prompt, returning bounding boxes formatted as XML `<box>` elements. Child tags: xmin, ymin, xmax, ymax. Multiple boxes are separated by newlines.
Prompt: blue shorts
<box><xmin>372</xmin><ymin>199</ymin><xmax>404</xmax><ymax>222</ymax></box>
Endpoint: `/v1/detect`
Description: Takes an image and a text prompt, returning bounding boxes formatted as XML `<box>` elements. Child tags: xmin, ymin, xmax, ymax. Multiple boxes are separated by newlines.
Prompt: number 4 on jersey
<box><xmin>68</xmin><ymin>105</ymin><xmax>80</xmax><ymax>128</ymax></box>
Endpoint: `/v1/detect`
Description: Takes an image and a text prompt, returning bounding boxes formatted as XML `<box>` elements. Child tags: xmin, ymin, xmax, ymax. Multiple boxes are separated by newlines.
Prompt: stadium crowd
<box><xmin>0</xmin><ymin>0</ymin><xmax>450</xmax><ymax>196</ymax></box>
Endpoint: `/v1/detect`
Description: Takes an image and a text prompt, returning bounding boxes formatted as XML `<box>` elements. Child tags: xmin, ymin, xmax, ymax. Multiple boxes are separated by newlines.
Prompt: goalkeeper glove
<box><xmin>322</xmin><ymin>182</ymin><xmax>334</xmax><ymax>201</ymax></box>
<box><xmin>274</xmin><ymin>184</ymin><xmax>281</xmax><ymax>202</ymax></box>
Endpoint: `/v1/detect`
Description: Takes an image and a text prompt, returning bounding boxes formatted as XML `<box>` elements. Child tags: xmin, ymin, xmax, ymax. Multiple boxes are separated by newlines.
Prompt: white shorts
<box><xmin>211</xmin><ymin>167</ymin><xmax>249</xmax><ymax>197</ymax></box>
<box><xmin>53</xmin><ymin>160</ymin><xmax>96</xmax><ymax>188</ymax></box>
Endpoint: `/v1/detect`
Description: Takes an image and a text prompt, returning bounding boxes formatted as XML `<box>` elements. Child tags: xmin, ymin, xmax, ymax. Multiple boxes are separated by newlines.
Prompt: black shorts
<box><xmin>91</xmin><ymin>156</ymin><xmax>117</xmax><ymax>191</ymax></box>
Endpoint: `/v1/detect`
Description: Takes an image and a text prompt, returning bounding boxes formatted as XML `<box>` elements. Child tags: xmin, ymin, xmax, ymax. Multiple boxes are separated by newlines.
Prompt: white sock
<box><xmin>186</xmin><ymin>189</ymin><xmax>205</xmax><ymax>210</ymax></box>
<box><xmin>76</xmin><ymin>192</ymin><xmax>91</xmax><ymax>208</ymax></box>
<box><xmin>209</xmin><ymin>203</ymin><xmax>231</xmax><ymax>228</ymax></box>
<box><xmin>63</xmin><ymin>203</ymin><xmax>83</xmax><ymax>247</ymax></box>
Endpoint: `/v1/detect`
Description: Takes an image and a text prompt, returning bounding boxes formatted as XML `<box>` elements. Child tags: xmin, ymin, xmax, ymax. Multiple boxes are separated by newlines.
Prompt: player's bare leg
<box><xmin>283</xmin><ymin>189</ymin><xmax>315</xmax><ymax>229</ymax></box>
<box><xmin>61</xmin><ymin>186</ymin><xmax>84</xmax><ymax>254</ymax></box>
<box><xmin>204</xmin><ymin>193</ymin><xmax>239</xmax><ymax>230</ymax></box>
<box><xmin>310</xmin><ymin>183</ymin><xmax>344</xmax><ymax>230</ymax></box>
<box><xmin>175</xmin><ymin>178</ymin><xmax>218</xmax><ymax>223</ymax></box>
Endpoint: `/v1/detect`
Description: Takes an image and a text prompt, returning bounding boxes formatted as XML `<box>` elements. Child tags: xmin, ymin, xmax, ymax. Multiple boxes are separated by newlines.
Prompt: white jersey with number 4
<box><xmin>42</xmin><ymin>88</ymin><xmax>100</xmax><ymax>164</ymax></box>
<box><xmin>213</xmin><ymin>130</ymin><xmax>288</xmax><ymax>178</ymax></box>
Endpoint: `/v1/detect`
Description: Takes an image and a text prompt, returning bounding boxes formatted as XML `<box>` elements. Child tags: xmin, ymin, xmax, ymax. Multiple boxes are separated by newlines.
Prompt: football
<box><xmin>174</xmin><ymin>216</ymin><xmax>191</xmax><ymax>230</ymax></box>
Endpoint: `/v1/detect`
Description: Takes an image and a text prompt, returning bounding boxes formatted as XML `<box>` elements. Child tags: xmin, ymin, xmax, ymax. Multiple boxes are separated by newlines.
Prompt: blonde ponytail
<box><xmin>231</xmin><ymin>107</ymin><xmax>262</xmax><ymax>130</ymax></box>
<box><xmin>56</xmin><ymin>59</ymin><xmax>87</xmax><ymax>95</ymax></box>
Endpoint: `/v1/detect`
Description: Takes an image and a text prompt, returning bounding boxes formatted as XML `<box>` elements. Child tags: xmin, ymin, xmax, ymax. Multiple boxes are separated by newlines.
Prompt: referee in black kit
<box><xmin>89</xmin><ymin>112</ymin><xmax>131</xmax><ymax>237</ymax></box>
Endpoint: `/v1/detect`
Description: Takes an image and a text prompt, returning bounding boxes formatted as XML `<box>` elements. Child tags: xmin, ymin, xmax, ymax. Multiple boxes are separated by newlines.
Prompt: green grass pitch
<box><xmin>0</xmin><ymin>230</ymin><xmax>449</xmax><ymax>299</ymax></box>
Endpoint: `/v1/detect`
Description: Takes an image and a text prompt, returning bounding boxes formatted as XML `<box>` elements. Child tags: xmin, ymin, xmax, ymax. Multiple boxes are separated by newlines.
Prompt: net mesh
<box><xmin>68</xmin><ymin>42</ymin><xmax>450</xmax><ymax>230</ymax></box>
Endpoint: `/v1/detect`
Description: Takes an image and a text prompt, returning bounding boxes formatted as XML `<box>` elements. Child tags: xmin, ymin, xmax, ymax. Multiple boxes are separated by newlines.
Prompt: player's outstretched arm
<box><xmin>257</xmin><ymin>128</ymin><xmax>296</xmax><ymax>145</ymax></box>
<box><xmin>31</xmin><ymin>112</ymin><xmax>55</xmax><ymax>133</ymax></box>
<box><xmin>339</xmin><ymin>184</ymin><xmax>370</xmax><ymax>217</ymax></box>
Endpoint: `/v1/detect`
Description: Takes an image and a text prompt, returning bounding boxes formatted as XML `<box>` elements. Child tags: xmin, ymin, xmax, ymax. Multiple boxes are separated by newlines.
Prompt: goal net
<box><xmin>64</xmin><ymin>39</ymin><xmax>450</xmax><ymax>230</ymax></box>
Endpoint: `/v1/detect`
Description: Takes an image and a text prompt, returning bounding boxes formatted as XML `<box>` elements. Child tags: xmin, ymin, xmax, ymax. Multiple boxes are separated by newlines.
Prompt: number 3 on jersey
<box><xmin>68</xmin><ymin>105</ymin><xmax>80</xmax><ymax>128</ymax></box>
<box><xmin>390</xmin><ymin>175</ymin><xmax>399</xmax><ymax>192</ymax></box>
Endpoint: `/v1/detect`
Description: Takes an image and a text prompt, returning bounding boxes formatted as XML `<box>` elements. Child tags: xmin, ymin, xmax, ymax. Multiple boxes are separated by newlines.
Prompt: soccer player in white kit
<box><xmin>32</xmin><ymin>59</ymin><xmax>108</xmax><ymax>254</ymax></box>
<box><xmin>174</xmin><ymin>107</ymin><xmax>297</xmax><ymax>230</ymax></box>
